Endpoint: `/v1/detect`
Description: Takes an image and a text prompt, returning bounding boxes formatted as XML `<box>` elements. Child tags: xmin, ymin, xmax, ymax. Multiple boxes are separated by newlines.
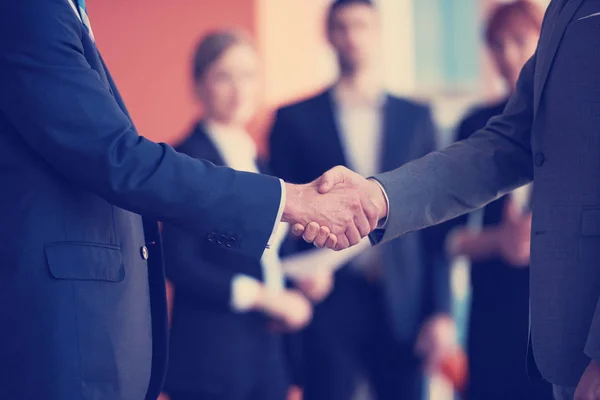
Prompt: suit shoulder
<box><xmin>275</xmin><ymin>89</ymin><xmax>331</xmax><ymax>118</ymax></box>
<box><xmin>387</xmin><ymin>94</ymin><xmax>432</xmax><ymax>115</ymax></box>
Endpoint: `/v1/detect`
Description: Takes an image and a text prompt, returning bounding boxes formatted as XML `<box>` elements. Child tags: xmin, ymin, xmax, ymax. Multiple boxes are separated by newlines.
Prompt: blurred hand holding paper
<box><xmin>281</xmin><ymin>237</ymin><xmax>371</xmax><ymax>280</ymax></box>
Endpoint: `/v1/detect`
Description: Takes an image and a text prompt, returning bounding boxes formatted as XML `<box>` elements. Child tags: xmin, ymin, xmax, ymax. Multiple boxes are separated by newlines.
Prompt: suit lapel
<box><xmin>380</xmin><ymin>96</ymin><xmax>411</xmax><ymax>172</ymax></box>
<box><xmin>316</xmin><ymin>89</ymin><xmax>347</xmax><ymax>168</ymax></box>
<box><xmin>534</xmin><ymin>0</ymin><xmax>583</xmax><ymax>113</ymax></box>
<box><xmin>189</xmin><ymin>123</ymin><xmax>227</xmax><ymax>166</ymax></box>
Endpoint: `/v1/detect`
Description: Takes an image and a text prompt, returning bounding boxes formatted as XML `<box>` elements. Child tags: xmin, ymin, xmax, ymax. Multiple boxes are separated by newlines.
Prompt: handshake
<box><xmin>282</xmin><ymin>166</ymin><xmax>388</xmax><ymax>250</ymax></box>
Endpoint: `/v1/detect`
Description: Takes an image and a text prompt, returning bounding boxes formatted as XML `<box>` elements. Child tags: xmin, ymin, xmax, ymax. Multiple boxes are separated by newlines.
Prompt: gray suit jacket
<box><xmin>371</xmin><ymin>0</ymin><xmax>600</xmax><ymax>386</ymax></box>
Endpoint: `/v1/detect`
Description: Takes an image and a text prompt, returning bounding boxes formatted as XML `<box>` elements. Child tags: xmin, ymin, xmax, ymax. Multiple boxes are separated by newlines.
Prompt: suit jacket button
<box><xmin>217</xmin><ymin>235</ymin><xmax>226</xmax><ymax>245</ymax></box>
<box><xmin>207</xmin><ymin>232</ymin><xmax>216</xmax><ymax>243</ymax></box>
<box><xmin>226</xmin><ymin>237</ymin><xmax>236</xmax><ymax>248</ymax></box>
<box><xmin>141</xmin><ymin>246</ymin><xmax>149</xmax><ymax>260</ymax></box>
<box><xmin>534</xmin><ymin>152</ymin><xmax>545</xmax><ymax>167</ymax></box>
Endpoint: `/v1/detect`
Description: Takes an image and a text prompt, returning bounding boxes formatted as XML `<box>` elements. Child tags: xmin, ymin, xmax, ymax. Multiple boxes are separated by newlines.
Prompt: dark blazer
<box><xmin>270</xmin><ymin>89</ymin><xmax>451</xmax><ymax>342</ymax></box>
<box><xmin>163</xmin><ymin>123</ymin><xmax>288</xmax><ymax>396</ymax></box>
<box><xmin>371</xmin><ymin>0</ymin><xmax>600</xmax><ymax>386</ymax></box>
<box><xmin>0</xmin><ymin>2</ymin><xmax>281</xmax><ymax>399</ymax></box>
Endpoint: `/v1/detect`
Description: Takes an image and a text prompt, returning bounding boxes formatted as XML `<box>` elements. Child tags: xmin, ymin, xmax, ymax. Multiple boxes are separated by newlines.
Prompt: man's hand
<box><xmin>287</xmin><ymin>166</ymin><xmax>388</xmax><ymax>250</ymax></box>
<box><xmin>295</xmin><ymin>270</ymin><xmax>334</xmax><ymax>303</ymax></box>
<box><xmin>254</xmin><ymin>288</ymin><xmax>313</xmax><ymax>332</ymax></box>
<box><xmin>415</xmin><ymin>314</ymin><xmax>458</xmax><ymax>374</ymax></box>
<box><xmin>575</xmin><ymin>359</ymin><xmax>600</xmax><ymax>399</ymax></box>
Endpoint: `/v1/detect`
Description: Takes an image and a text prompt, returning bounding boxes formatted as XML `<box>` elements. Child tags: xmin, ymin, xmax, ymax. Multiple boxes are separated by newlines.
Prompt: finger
<box><xmin>335</xmin><ymin>234</ymin><xmax>350</xmax><ymax>251</ymax></box>
<box><xmin>313</xmin><ymin>226</ymin><xmax>331</xmax><ymax>248</ymax></box>
<box><xmin>354</xmin><ymin>210</ymin><xmax>371</xmax><ymax>238</ymax></box>
<box><xmin>291</xmin><ymin>224</ymin><xmax>305</xmax><ymax>236</ymax></box>
<box><xmin>325</xmin><ymin>234</ymin><xmax>337</xmax><ymax>249</ymax></box>
<box><xmin>362</xmin><ymin>198</ymin><xmax>381</xmax><ymax>231</ymax></box>
<box><xmin>317</xmin><ymin>166</ymin><xmax>345</xmax><ymax>194</ymax></box>
<box><xmin>345</xmin><ymin>224</ymin><xmax>362</xmax><ymax>246</ymax></box>
<box><xmin>302</xmin><ymin>222</ymin><xmax>320</xmax><ymax>243</ymax></box>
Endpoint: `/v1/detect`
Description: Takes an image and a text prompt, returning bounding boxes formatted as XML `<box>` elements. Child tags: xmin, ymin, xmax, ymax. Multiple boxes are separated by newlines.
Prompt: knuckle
<box><xmin>342</xmin><ymin>214</ymin><xmax>353</xmax><ymax>225</ymax></box>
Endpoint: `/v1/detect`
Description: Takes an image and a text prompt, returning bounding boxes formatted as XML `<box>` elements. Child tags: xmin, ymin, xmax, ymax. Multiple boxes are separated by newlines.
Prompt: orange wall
<box><xmin>87</xmin><ymin>0</ymin><xmax>256</xmax><ymax>147</ymax></box>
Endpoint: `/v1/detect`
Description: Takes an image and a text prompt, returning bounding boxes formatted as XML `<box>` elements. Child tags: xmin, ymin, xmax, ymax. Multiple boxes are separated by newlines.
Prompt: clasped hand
<box><xmin>282</xmin><ymin>166</ymin><xmax>388</xmax><ymax>250</ymax></box>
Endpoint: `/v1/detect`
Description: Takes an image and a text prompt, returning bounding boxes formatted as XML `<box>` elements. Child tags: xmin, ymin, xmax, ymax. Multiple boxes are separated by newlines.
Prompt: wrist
<box><xmin>367</xmin><ymin>179</ymin><xmax>388</xmax><ymax>218</ymax></box>
<box><xmin>282</xmin><ymin>183</ymin><xmax>303</xmax><ymax>224</ymax></box>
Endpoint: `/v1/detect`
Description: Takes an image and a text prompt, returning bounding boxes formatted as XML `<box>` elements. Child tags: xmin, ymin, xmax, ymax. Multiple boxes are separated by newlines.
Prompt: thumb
<box><xmin>317</xmin><ymin>166</ymin><xmax>345</xmax><ymax>194</ymax></box>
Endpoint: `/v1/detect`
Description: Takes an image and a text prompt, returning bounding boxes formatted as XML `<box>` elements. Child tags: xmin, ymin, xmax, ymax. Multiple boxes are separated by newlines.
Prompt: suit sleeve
<box><xmin>162</xmin><ymin>223</ymin><xmax>240</xmax><ymax>310</ymax></box>
<box><xmin>371</xmin><ymin>53</ymin><xmax>536</xmax><ymax>245</ymax></box>
<box><xmin>0</xmin><ymin>0</ymin><xmax>280</xmax><ymax>261</ymax></box>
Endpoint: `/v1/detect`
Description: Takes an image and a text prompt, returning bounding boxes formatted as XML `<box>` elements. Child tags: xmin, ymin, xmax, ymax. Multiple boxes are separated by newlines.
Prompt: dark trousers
<box><xmin>467</xmin><ymin>286</ymin><xmax>552</xmax><ymax>400</ymax></box>
<box><xmin>302</xmin><ymin>272</ymin><xmax>422</xmax><ymax>400</ymax></box>
<box><xmin>167</xmin><ymin>335</ymin><xmax>289</xmax><ymax>400</ymax></box>
<box><xmin>168</xmin><ymin>382</ymin><xmax>287</xmax><ymax>400</ymax></box>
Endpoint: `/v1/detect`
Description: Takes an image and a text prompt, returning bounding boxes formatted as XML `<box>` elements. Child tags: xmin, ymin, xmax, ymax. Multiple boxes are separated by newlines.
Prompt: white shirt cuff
<box><xmin>266</xmin><ymin>179</ymin><xmax>286</xmax><ymax>249</ymax></box>
<box><xmin>368</xmin><ymin>178</ymin><xmax>390</xmax><ymax>228</ymax></box>
<box><xmin>230</xmin><ymin>274</ymin><xmax>262</xmax><ymax>312</ymax></box>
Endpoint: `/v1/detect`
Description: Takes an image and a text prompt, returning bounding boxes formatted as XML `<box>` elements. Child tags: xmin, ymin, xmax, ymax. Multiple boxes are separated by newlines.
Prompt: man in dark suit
<box><xmin>0</xmin><ymin>1</ymin><xmax>378</xmax><ymax>399</ymax></box>
<box><xmin>270</xmin><ymin>1</ymin><xmax>454</xmax><ymax>399</ymax></box>
<box><xmin>309</xmin><ymin>0</ymin><xmax>600</xmax><ymax>398</ymax></box>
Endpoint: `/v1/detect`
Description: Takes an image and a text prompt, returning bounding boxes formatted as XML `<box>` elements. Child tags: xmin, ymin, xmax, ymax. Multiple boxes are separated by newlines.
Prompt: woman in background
<box><xmin>448</xmin><ymin>2</ymin><xmax>552</xmax><ymax>399</ymax></box>
<box><xmin>161</xmin><ymin>31</ymin><xmax>331</xmax><ymax>400</ymax></box>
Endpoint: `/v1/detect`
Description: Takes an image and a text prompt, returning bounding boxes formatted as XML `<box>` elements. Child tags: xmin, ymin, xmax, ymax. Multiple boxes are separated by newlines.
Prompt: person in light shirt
<box><xmin>161</xmin><ymin>31</ymin><xmax>333</xmax><ymax>400</ymax></box>
<box><xmin>269</xmin><ymin>1</ymin><xmax>456</xmax><ymax>399</ymax></box>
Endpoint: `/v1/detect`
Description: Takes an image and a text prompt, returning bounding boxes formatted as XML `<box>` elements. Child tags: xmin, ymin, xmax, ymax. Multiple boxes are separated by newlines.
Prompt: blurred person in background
<box><xmin>447</xmin><ymin>2</ymin><xmax>552</xmax><ymax>399</ymax></box>
<box><xmin>269</xmin><ymin>1</ymin><xmax>456</xmax><ymax>399</ymax></box>
<box><xmin>162</xmin><ymin>31</ymin><xmax>333</xmax><ymax>400</ymax></box>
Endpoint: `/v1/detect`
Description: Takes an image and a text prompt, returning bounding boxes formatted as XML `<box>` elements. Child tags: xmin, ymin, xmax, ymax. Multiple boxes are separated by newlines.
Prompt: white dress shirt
<box><xmin>333</xmin><ymin>86</ymin><xmax>388</xmax><ymax>269</ymax></box>
<box><xmin>204</xmin><ymin>121</ymin><xmax>288</xmax><ymax>312</ymax></box>
<box><xmin>333</xmin><ymin>86</ymin><xmax>386</xmax><ymax>179</ymax></box>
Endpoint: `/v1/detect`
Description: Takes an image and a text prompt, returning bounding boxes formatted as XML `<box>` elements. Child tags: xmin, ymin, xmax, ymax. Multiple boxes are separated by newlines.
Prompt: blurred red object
<box><xmin>440</xmin><ymin>348</ymin><xmax>469</xmax><ymax>394</ymax></box>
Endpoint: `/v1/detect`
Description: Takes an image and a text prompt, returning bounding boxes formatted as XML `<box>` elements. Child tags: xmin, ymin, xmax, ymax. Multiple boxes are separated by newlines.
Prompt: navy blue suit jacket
<box><xmin>0</xmin><ymin>1</ymin><xmax>281</xmax><ymax>399</ymax></box>
<box><xmin>269</xmin><ymin>89</ymin><xmax>451</xmax><ymax>342</ymax></box>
